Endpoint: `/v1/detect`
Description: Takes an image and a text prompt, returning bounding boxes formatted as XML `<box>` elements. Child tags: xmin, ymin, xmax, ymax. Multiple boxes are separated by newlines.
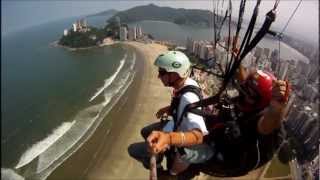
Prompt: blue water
<box><xmin>2</xmin><ymin>15</ymin><xmax>139</xmax><ymax>179</ymax></box>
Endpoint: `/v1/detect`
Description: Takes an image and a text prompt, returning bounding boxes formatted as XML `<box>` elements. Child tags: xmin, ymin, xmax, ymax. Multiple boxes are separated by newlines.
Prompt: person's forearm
<box><xmin>164</xmin><ymin>105</ymin><xmax>171</xmax><ymax>114</ymax></box>
<box><xmin>168</xmin><ymin>130</ymin><xmax>203</xmax><ymax>147</ymax></box>
<box><xmin>259</xmin><ymin>105</ymin><xmax>285</xmax><ymax>134</ymax></box>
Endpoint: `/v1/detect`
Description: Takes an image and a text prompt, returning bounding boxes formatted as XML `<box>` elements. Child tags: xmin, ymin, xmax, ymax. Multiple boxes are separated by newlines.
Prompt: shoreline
<box><xmin>50</xmin><ymin>39</ymin><xmax>119</xmax><ymax>51</ymax></box>
<box><xmin>47</xmin><ymin>41</ymin><xmax>169</xmax><ymax>179</ymax></box>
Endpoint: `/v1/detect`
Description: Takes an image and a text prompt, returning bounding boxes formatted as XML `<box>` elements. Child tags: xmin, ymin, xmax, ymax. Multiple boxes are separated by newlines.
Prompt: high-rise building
<box><xmin>120</xmin><ymin>26</ymin><xmax>128</xmax><ymax>41</ymax></box>
<box><xmin>190</xmin><ymin>41</ymin><xmax>197</xmax><ymax>55</ymax></box>
<box><xmin>205</xmin><ymin>44</ymin><xmax>214</xmax><ymax>59</ymax></box>
<box><xmin>223</xmin><ymin>35</ymin><xmax>240</xmax><ymax>51</ymax></box>
<box><xmin>241</xmin><ymin>52</ymin><xmax>254</xmax><ymax>69</ymax></box>
<box><xmin>263</xmin><ymin>47</ymin><xmax>270</xmax><ymax>58</ymax></box>
<box><xmin>73</xmin><ymin>23</ymin><xmax>77</xmax><ymax>32</ymax></box>
<box><xmin>277</xmin><ymin>60</ymin><xmax>290</xmax><ymax>80</ymax></box>
<box><xmin>297</xmin><ymin>61</ymin><xmax>310</xmax><ymax>77</ymax></box>
<box><xmin>199</xmin><ymin>43</ymin><xmax>207</xmax><ymax>60</ymax></box>
<box><xmin>193</xmin><ymin>41</ymin><xmax>199</xmax><ymax>55</ymax></box>
<box><xmin>72</xmin><ymin>19</ymin><xmax>90</xmax><ymax>32</ymax></box>
<box><xmin>215</xmin><ymin>45</ymin><xmax>228</xmax><ymax>73</ymax></box>
<box><xmin>308</xmin><ymin>64</ymin><xmax>318</xmax><ymax>83</ymax></box>
<box><xmin>296</xmin><ymin>76</ymin><xmax>308</xmax><ymax>90</ymax></box>
<box><xmin>197</xmin><ymin>41</ymin><xmax>205</xmax><ymax>58</ymax></box>
<box><xmin>64</xmin><ymin>29</ymin><xmax>68</xmax><ymax>36</ymax></box>
<box><xmin>256</xmin><ymin>54</ymin><xmax>268</xmax><ymax>70</ymax></box>
<box><xmin>128</xmin><ymin>27</ymin><xmax>137</xmax><ymax>40</ymax></box>
<box><xmin>303</xmin><ymin>84</ymin><xmax>318</xmax><ymax>102</ymax></box>
<box><xmin>80</xmin><ymin>19</ymin><xmax>87</xmax><ymax>28</ymax></box>
<box><xmin>186</xmin><ymin>37</ymin><xmax>194</xmax><ymax>54</ymax></box>
<box><xmin>254</xmin><ymin>46</ymin><xmax>263</xmax><ymax>59</ymax></box>
<box><xmin>136</xmin><ymin>26</ymin><xmax>143</xmax><ymax>38</ymax></box>
<box><xmin>270</xmin><ymin>49</ymin><xmax>279</xmax><ymax>71</ymax></box>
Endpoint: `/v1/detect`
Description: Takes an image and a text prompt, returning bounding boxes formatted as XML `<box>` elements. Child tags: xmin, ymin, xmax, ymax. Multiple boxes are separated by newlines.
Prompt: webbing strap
<box><xmin>173</xmin><ymin>85</ymin><xmax>203</xmax><ymax>131</ymax></box>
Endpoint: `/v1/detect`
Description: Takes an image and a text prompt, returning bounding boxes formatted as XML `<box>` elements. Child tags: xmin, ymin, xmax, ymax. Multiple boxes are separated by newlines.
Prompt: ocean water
<box><xmin>2</xmin><ymin>15</ymin><xmax>310</xmax><ymax>180</ymax></box>
<box><xmin>2</xmin><ymin>15</ymin><xmax>138</xmax><ymax>180</ymax></box>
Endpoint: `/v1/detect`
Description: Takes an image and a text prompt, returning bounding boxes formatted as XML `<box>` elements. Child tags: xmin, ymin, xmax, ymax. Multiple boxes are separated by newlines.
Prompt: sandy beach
<box><xmin>48</xmin><ymin>41</ymin><xmax>170</xmax><ymax>180</ymax></box>
<box><xmin>47</xmin><ymin>41</ymin><xmax>267</xmax><ymax>180</ymax></box>
<box><xmin>85</xmin><ymin>41</ymin><xmax>171</xmax><ymax>179</ymax></box>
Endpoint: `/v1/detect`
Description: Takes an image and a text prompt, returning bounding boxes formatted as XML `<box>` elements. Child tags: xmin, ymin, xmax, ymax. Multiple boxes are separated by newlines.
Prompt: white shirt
<box><xmin>176</xmin><ymin>78</ymin><xmax>209</xmax><ymax>135</ymax></box>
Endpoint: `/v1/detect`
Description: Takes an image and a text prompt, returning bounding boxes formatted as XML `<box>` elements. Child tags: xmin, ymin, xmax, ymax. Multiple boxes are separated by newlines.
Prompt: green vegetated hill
<box><xmin>87</xmin><ymin>9</ymin><xmax>118</xmax><ymax>17</ymax></box>
<box><xmin>108</xmin><ymin>4</ymin><xmax>225</xmax><ymax>27</ymax></box>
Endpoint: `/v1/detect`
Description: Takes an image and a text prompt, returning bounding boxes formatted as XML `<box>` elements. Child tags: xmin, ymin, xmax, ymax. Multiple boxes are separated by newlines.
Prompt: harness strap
<box><xmin>173</xmin><ymin>85</ymin><xmax>203</xmax><ymax>131</ymax></box>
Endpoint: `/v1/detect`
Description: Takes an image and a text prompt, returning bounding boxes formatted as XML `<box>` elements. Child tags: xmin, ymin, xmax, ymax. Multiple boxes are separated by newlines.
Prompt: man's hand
<box><xmin>270</xmin><ymin>80</ymin><xmax>291</xmax><ymax>112</ymax></box>
<box><xmin>147</xmin><ymin>131</ymin><xmax>171</xmax><ymax>154</ymax></box>
<box><xmin>258</xmin><ymin>79</ymin><xmax>291</xmax><ymax>135</ymax></box>
<box><xmin>155</xmin><ymin>106</ymin><xmax>171</xmax><ymax>119</ymax></box>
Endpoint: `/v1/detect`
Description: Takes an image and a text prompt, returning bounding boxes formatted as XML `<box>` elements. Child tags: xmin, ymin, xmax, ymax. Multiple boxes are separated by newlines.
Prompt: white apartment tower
<box><xmin>199</xmin><ymin>44</ymin><xmax>207</xmax><ymax>60</ymax></box>
<box><xmin>120</xmin><ymin>26</ymin><xmax>128</xmax><ymax>41</ymax></box>
<box><xmin>279</xmin><ymin>60</ymin><xmax>290</xmax><ymax>80</ymax></box>
<box><xmin>64</xmin><ymin>29</ymin><xmax>69</xmax><ymax>36</ymax></box>
<box><xmin>263</xmin><ymin>47</ymin><xmax>271</xmax><ymax>58</ymax></box>
<box><xmin>128</xmin><ymin>27</ymin><xmax>137</xmax><ymax>40</ymax></box>
<box><xmin>73</xmin><ymin>23</ymin><xmax>77</xmax><ymax>32</ymax></box>
<box><xmin>254</xmin><ymin>46</ymin><xmax>263</xmax><ymax>58</ymax></box>
<box><xmin>136</xmin><ymin>26</ymin><xmax>143</xmax><ymax>38</ymax></box>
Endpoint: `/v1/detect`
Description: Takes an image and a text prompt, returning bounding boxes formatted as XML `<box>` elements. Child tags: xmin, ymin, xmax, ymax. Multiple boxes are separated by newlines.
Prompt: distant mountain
<box><xmin>87</xmin><ymin>9</ymin><xmax>118</xmax><ymax>17</ymax></box>
<box><xmin>108</xmin><ymin>4</ymin><xmax>225</xmax><ymax>27</ymax></box>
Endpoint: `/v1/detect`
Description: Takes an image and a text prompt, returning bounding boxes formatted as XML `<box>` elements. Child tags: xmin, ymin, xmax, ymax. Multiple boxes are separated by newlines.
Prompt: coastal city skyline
<box><xmin>2</xmin><ymin>1</ymin><xmax>319</xmax><ymax>45</ymax></box>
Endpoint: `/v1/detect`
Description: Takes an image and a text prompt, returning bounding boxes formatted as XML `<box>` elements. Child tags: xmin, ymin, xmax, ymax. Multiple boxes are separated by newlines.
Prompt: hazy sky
<box><xmin>2</xmin><ymin>0</ymin><xmax>318</xmax><ymax>44</ymax></box>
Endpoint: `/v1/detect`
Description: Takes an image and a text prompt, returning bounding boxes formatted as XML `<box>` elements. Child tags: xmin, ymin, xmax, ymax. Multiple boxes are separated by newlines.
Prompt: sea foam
<box><xmin>102</xmin><ymin>53</ymin><xmax>136</xmax><ymax>107</ymax></box>
<box><xmin>1</xmin><ymin>168</ymin><xmax>25</xmax><ymax>180</ymax></box>
<box><xmin>36</xmin><ymin>105</ymin><xmax>101</xmax><ymax>173</ymax></box>
<box><xmin>15</xmin><ymin>121</ymin><xmax>75</xmax><ymax>169</ymax></box>
<box><xmin>89</xmin><ymin>54</ymin><xmax>127</xmax><ymax>102</ymax></box>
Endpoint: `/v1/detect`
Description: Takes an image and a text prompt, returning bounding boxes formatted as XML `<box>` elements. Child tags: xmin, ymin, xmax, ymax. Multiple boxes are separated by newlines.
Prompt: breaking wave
<box><xmin>89</xmin><ymin>53</ymin><xmax>127</xmax><ymax>102</ymax></box>
<box><xmin>102</xmin><ymin>53</ymin><xmax>136</xmax><ymax>107</ymax></box>
<box><xmin>15</xmin><ymin>121</ymin><xmax>75</xmax><ymax>169</ymax></box>
<box><xmin>1</xmin><ymin>168</ymin><xmax>25</xmax><ymax>180</ymax></box>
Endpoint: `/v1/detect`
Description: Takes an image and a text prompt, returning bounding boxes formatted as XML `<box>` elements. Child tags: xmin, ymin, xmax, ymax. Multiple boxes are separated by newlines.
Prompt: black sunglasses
<box><xmin>158</xmin><ymin>69</ymin><xmax>167</xmax><ymax>76</ymax></box>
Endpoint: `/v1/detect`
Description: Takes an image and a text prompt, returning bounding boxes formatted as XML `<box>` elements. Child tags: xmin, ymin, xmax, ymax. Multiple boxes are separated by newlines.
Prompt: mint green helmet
<box><xmin>154</xmin><ymin>51</ymin><xmax>191</xmax><ymax>78</ymax></box>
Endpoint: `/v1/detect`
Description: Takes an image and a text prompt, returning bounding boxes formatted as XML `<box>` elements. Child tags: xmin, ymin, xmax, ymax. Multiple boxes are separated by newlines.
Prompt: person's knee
<box><xmin>140</xmin><ymin>127</ymin><xmax>149</xmax><ymax>140</ymax></box>
<box><xmin>127</xmin><ymin>144</ymin><xmax>135</xmax><ymax>158</ymax></box>
<box><xmin>128</xmin><ymin>142</ymin><xmax>151</xmax><ymax>169</ymax></box>
<box><xmin>128</xmin><ymin>143</ymin><xmax>141</xmax><ymax>159</ymax></box>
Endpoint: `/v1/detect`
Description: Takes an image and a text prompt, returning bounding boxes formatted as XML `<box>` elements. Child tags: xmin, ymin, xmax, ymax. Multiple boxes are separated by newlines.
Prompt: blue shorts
<box><xmin>163</xmin><ymin>120</ymin><xmax>214</xmax><ymax>164</ymax></box>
